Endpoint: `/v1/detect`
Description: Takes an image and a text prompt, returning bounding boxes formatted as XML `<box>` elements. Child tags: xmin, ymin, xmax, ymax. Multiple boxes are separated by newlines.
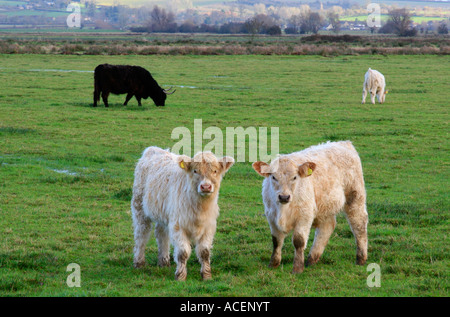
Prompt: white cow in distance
<box><xmin>362</xmin><ymin>68</ymin><xmax>388</xmax><ymax>104</ymax></box>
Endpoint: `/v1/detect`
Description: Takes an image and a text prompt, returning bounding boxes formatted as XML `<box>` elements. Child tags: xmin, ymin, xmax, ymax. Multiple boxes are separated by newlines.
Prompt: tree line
<box><xmin>130</xmin><ymin>6</ymin><xmax>284</xmax><ymax>35</ymax></box>
<box><xmin>129</xmin><ymin>5</ymin><xmax>448</xmax><ymax>37</ymax></box>
<box><xmin>130</xmin><ymin>5</ymin><xmax>336</xmax><ymax>35</ymax></box>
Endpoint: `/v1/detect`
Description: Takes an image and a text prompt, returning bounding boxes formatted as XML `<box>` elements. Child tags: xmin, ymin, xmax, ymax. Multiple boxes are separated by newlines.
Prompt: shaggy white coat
<box><xmin>362</xmin><ymin>68</ymin><xmax>387</xmax><ymax>104</ymax></box>
<box><xmin>253</xmin><ymin>141</ymin><xmax>368</xmax><ymax>273</ymax></box>
<box><xmin>131</xmin><ymin>146</ymin><xmax>234</xmax><ymax>281</ymax></box>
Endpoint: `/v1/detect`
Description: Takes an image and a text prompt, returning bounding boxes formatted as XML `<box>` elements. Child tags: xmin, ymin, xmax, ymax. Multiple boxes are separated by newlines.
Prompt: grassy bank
<box><xmin>0</xmin><ymin>33</ymin><xmax>449</xmax><ymax>55</ymax></box>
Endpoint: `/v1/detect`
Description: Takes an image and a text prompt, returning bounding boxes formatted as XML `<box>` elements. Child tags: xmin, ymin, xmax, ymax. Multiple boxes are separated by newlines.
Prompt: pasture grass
<box><xmin>0</xmin><ymin>54</ymin><xmax>448</xmax><ymax>297</ymax></box>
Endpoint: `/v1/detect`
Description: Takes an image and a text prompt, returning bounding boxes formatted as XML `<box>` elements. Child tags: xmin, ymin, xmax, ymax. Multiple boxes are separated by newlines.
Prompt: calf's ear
<box><xmin>298</xmin><ymin>162</ymin><xmax>316</xmax><ymax>178</ymax></box>
<box><xmin>220</xmin><ymin>156</ymin><xmax>235</xmax><ymax>174</ymax></box>
<box><xmin>252</xmin><ymin>161</ymin><xmax>271</xmax><ymax>177</ymax></box>
<box><xmin>178</xmin><ymin>155</ymin><xmax>191</xmax><ymax>172</ymax></box>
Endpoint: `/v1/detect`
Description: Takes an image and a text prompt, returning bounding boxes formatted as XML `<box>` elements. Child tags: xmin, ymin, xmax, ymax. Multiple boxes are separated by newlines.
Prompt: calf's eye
<box><xmin>272</xmin><ymin>176</ymin><xmax>277</xmax><ymax>181</ymax></box>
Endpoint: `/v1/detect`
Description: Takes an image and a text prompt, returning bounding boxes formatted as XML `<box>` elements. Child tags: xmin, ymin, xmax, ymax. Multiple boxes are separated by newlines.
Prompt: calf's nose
<box><xmin>200</xmin><ymin>183</ymin><xmax>212</xmax><ymax>192</ymax></box>
<box><xmin>278</xmin><ymin>195</ymin><xmax>290</xmax><ymax>204</ymax></box>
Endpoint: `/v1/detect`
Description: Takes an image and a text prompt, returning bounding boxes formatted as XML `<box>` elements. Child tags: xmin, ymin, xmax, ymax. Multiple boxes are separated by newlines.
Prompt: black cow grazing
<box><xmin>93</xmin><ymin>64</ymin><xmax>175</xmax><ymax>107</ymax></box>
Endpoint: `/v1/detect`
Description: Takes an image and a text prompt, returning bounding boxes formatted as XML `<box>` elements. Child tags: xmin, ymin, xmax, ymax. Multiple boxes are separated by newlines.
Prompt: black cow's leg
<box><xmin>136</xmin><ymin>96</ymin><xmax>142</xmax><ymax>107</ymax></box>
<box><xmin>124</xmin><ymin>93</ymin><xmax>133</xmax><ymax>106</ymax></box>
<box><xmin>93</xmin><ymin>89</ymin><xmax>99</xmax><ymax>107</ymax></box>
<box><xmin>101</xmin><ymin>92</ymin><xmax>109</xmax><ymax>107</ymax></box>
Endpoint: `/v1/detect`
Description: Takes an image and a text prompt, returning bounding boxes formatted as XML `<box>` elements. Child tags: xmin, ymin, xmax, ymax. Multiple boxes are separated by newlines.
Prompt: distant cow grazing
<box><xmin>131</xmin><ymin>147</ymin><xmax>234</xmax><ymax>281</ymax></box>
<box><xmin>252</xmin><ymin>141</ymin><xmax>368</xmax><ymax>274</ymax></box>
<box><xmin>93</xmin><ymin>64</ymin><xmax>175</xmax><ymax>107</ymax></box>
<box><xmin>362</xmin><ymin>68</ymin><xmax>387</xmax><ymax>104</ymax></box>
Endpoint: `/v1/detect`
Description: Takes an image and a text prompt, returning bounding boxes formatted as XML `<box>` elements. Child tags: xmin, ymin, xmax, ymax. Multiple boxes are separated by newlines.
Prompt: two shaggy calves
<box><xmin>131</xmin><ymin>141</ymin><xmax>368</xmax><ymax>280</ymax></box>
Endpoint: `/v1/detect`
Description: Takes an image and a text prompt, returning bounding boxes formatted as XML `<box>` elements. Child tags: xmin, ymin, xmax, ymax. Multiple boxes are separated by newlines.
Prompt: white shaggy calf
<box><xmin>131</xmin><ymin>146</ymin><xmax>234</xmax><ymax>281</ymax></box>
<box><xmin>252</xmin><ymin>141</ymin><xmax>368</xmax><ymax>274</ymax></box>
<box><xmin>362</xmin><ymin>68</ymin><xmax>387</xmax><ymax>104</ymax></box>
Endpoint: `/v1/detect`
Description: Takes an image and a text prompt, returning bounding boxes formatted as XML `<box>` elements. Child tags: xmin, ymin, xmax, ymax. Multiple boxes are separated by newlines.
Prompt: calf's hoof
<box><xmin>269</xmin><ymin>259</ymin><xmax>280</xmax><ymax>269</ymax></box>
<box><xmin>306</xmin><ymin>254</ymin><xmax>320</xmax><ymax>267</ymax></box>
<box><xmin>292</xmin><ymin>267</ymin><xmax>304</xmax><ymax>274</ymax></box>
<box><xmin>356</xmin><ymin>255</ymin><xmax>367</xmax><ymax>266</ymax></box>
<box><xmin>175</xmin><ymin>270</ymin><xmax>187</xmax><ymax>281</ymax></box>
<box><xmin>292</xmin><ymin>262</ymin><xmax>304</xmax><ymax>274</ymax></box>
<box><xmin>158</xmin><ymin>256</ymin><xmax>170</xmax><ymax>267</ymax></box>
<box><xmin>133</xmin><ymin>261</ymin><xmax>146</xmax><ymax>269</ymax></box>
<box><xmin>201</xmin><ymin>272</ymin><xmax>212</xmax><ymax>281</ymax></box>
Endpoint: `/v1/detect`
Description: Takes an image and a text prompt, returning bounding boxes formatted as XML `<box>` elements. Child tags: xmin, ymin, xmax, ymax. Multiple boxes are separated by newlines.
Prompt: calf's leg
<box><xmin>173</xmin><ymin>230</ymin><xmax>191</xmax><ymax>281</ymax></box>
<box><xmin>268</xmin><ymin>224</ymin><xmax>285</xmax><ymax>268</ymax></box>
<box><xmin>344</xmin><ymin>191</ymin><xmax>368</xmax><ymax>265</ymax></box>
<box><xmin>132</xmin><ymin>212</ymin><xmax>152</xmax><ymax>268</ymax></box>
<box><xmin>362</xmin><ymin>88</ymin><xmax>367</xmax><ymax>104</ymax></box>
<box><xmin>292</xmin><ymin>223</ymin><xmax>312</xmax><ymax>274</ymax></box>
<box><xmin>196</xmin><ymin>239</ymin><xmax>213</xmax><ymax>280</ymax></box>
<box><xmin>155</xmin><ymin>223</ymin><xmax>170</xmax><ymax>267</ymax></box>
<box><xmin>370</xmin><ymin>89</ymin><xmax>376</xmax><ymax>104</ymax></box>
<box><xmin>307</xmin><ymin>216</ymin><xmax>336</xmax><ymax>266</ymax></box>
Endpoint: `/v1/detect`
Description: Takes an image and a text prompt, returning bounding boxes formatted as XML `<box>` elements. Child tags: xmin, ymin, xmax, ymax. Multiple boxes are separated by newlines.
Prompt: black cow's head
<box><xmin>150</xmin><ymin>87</ymin><xmax>176</xmax><ymax>107</ymax></box>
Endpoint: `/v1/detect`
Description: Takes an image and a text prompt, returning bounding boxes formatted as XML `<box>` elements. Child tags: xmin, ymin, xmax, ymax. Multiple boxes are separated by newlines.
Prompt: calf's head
<box><xmin>178</xmin><ymin>152</ymin><xmax>234</xmax><ymax>197</ymax></box>
<box><xmin>252</xmin><ymin>157</ymin><xmax>316</xmax><ymax>205</ymax></box>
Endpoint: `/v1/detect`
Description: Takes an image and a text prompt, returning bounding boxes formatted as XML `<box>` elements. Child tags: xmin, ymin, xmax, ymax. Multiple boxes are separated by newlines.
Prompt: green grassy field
<box><xmin>0</xmin><ymin>53</ymin><xmax>448</xmax><ymax>297</ymax></box>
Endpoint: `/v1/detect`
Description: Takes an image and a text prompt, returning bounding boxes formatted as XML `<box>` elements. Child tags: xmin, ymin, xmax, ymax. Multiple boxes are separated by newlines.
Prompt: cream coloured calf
<box><xmin>131</xmin><ymin>146</ymin><xmax>234</xmax><ymax>281</ymax></box>
<box><xmin>362</xmin><ymin>68</ymin><xmax>387</xmax><ymax>104</ymax></box>
<box><xmin>252</xmin><ymin>141</ymin><xmax>368</xmax><ymax>274</ymax></box>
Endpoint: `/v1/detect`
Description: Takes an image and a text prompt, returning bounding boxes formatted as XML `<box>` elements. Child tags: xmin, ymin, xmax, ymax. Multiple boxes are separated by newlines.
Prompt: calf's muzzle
<box><xmin>278</xmin><ymin>194</ymin><xmax>290</xmax><ymax>204</ymax></box>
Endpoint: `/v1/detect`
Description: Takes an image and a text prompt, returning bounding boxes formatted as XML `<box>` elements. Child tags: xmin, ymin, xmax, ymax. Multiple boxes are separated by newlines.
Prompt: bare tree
<box><xmin>148</xmin><ymin>5</ymin><xmax>175</xmax><ymax>32</ymax></box>
<box><xmin>288</xmin><ymin>14</ymin><xmax>302</xmax><ymax>33</ymax></box>
<box><xmin>437</xmin><ymin>23</ymin><xmax>448</xmax><ymax>34</ymax></box>
<box><xmin>287</xmin><ymin>11</ymin><xmax>323</xmax><ymax>34</ymax></box>
<box><xmin>245</xmin><ymin>14</ymin><xmax>275</xmax><ymax>39</ymax></box>
<box><xmin>388</xmin><ymin>8</ymin><xmax>415</xmax><ymax>36</ymax></box>
<box><xmin>304</xmin><ymin>12</ymin><xmax>323</xmax><ymax>34</ymax></box>
<box><xmin>327</xmin><ymin>12</ymin><xmax>341</xmax><ymax>34</ymax></box>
